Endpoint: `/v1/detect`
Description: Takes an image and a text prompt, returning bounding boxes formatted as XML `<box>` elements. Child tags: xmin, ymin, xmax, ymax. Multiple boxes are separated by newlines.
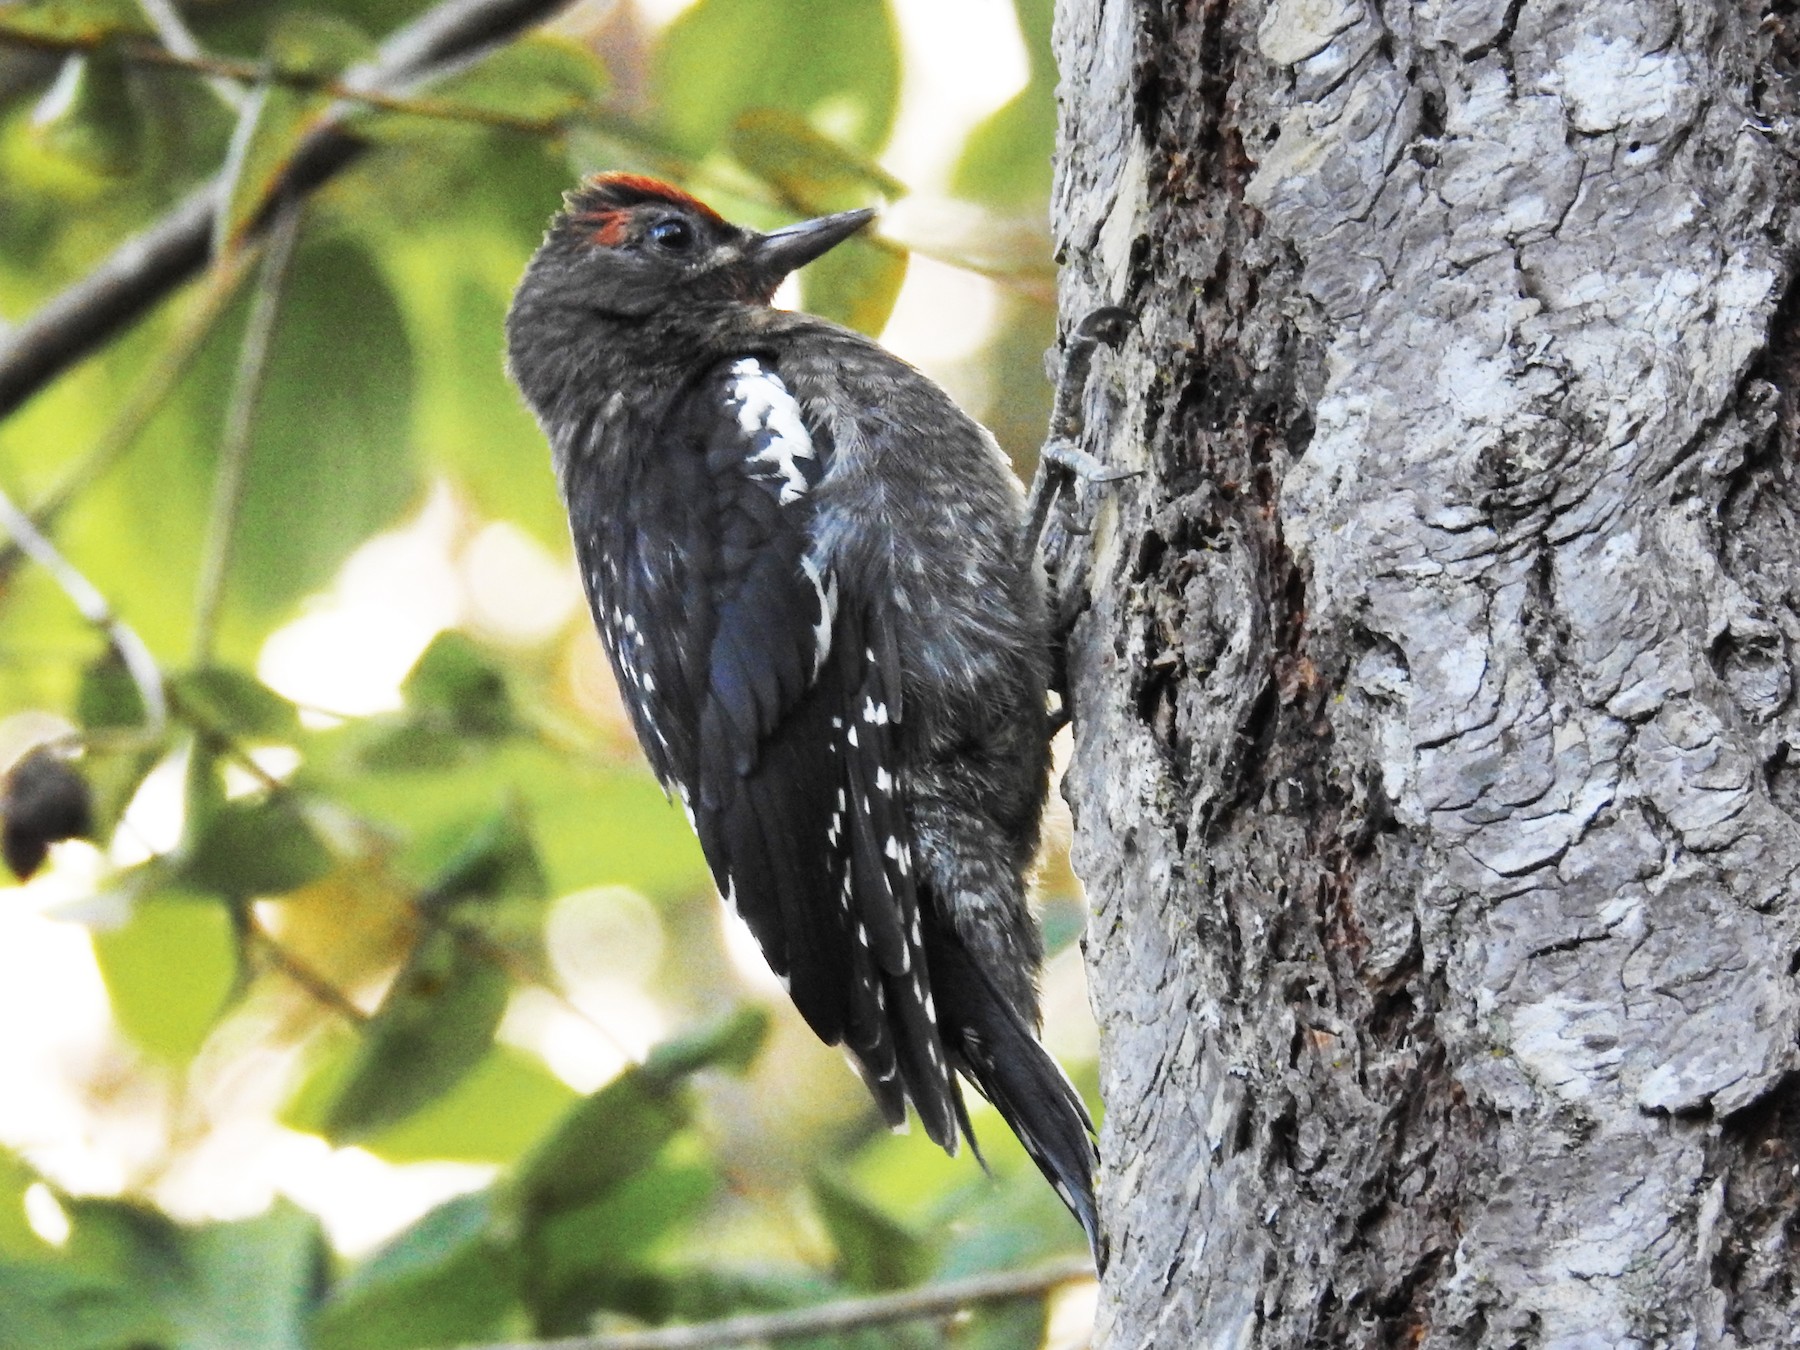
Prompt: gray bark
<box><xmin>1050</xmin><ymin>1</ymin><xmax>1800</xmax><ymax>1344</ymax></box>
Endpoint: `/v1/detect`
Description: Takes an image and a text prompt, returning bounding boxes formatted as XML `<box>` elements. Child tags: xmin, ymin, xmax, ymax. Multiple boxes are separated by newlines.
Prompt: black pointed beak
<box><xmin>747</xmin><ymin>208</ymin><xmax>876</xmax><ymax>285</ymax></box>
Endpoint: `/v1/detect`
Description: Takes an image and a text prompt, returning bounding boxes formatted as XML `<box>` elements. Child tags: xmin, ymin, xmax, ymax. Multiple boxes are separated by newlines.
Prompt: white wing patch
<box><xmin>800</xmin><ymin>554</ymin><xmax>838</xmax><ymax>676</ymax></box>
<box><xmin>725</xmin><ymin>359</ymin><xmax>835</xmax><ymax>678</ymax></box>
<box><xmin>727</xmin><ymin>358</ymin><xmax>815</xmax><ymax>506</ymax></box>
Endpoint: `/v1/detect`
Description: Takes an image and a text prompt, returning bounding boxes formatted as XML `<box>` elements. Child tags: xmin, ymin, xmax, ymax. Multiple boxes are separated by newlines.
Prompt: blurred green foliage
<box><xmin>0</xmin><ymin>0</ymin><xmax>1090</xmax><ymax>1344</ymax></box>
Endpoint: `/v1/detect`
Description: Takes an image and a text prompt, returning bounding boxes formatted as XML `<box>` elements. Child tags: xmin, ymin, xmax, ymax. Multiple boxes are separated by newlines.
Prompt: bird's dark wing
<box><xmin>570</xmin><ymin>356</ymin><xmax>956</xmax><ymax>1147</ymax></box>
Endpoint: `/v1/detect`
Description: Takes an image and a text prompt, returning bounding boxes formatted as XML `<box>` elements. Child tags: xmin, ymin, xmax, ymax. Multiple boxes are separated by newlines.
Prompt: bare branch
<box><xmin>465</xmin><ymin>1259</ymin><xmax>1094</xmax><ymax>1350</ymax></box>
<box><xmin>0</xmin><ymin>484</ymin><xmax>166</xmax><ymax>733</ymax></box>
<box><xmin>0</xmin><ymin>0</ymin><xmax>576</xmax><ymax>421</ymax></box>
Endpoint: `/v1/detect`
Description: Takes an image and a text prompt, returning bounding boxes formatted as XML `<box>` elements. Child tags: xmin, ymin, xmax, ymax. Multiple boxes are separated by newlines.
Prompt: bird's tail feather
<box><xmin>925</xmin><ymin>921</ymin><xmax>1104</xmax><ymax>1267</ymax></box>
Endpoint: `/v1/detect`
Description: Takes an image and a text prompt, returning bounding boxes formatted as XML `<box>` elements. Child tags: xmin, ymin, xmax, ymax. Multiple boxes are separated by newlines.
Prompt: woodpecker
<box><xmin>505</xmin><ymin>173</ymin><xmax>1100</xmax><ymax>1259</ymax></box>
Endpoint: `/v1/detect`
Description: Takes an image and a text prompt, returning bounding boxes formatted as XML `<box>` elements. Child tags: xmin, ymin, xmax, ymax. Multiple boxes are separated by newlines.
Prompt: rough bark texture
<box><xmin>1050</xmin><ymin>1</ymin><xmax>1800</xmax><ymax>1344</ymax></box>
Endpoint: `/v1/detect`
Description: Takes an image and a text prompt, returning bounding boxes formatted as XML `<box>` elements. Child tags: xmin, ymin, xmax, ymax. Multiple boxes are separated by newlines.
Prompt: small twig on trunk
<box><xmin>464</xmin><ymin>1258</ymin><xmax>1095</xmax><ymax>1350</ymax></box>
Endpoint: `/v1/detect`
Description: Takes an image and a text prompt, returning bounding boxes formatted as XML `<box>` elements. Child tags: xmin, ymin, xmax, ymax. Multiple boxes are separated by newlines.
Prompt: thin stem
<box><xmin>464</xmin><ymin>1259</ymin><xmax>1095</xmax><ymax>1350</ymax></box>
<box><xmin>165</xmin><ymin>688</ymin><xmax>291</xmax><ymax>798</ymax></box>
<box><xmin>247</xmin><ymin>913</ymin><xmax>370</xmax><ymax>1022</ymax></box>
<box><xmin>0</xmin><ymin>26</ymin><xmax>574</xmax><ymax>137</ymax></box>
<box><xmin>189</xmin><ymin>199</ymin><xmax>301</xmax><ymax>665</ymax></box>
<box><xmin>0</xmin><ymin>484</ymin><xmax>166</xmax><ymax>733</ymax></box>
<box><xmin>130</xmin><ymin>0</ymin><xmax>245</xmax><ymax>110</ymax></box>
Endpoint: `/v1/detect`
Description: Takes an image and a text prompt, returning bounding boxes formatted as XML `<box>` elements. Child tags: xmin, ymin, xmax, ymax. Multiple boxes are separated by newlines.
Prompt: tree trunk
<box><xmin>1051</xmin><ymin>1</ymin><xmax>1800</xmax><ymax>1343</ymax></box>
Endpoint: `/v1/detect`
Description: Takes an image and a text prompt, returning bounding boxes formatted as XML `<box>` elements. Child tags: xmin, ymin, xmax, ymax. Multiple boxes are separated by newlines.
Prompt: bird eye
<box><xmin>648</xmin><ymin>217</ymin><xmax>695</xmax><ymax>253</ymax></box>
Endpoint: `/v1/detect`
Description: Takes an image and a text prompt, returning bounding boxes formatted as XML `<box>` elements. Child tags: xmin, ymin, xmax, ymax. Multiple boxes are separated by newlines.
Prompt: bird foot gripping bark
<box><xmin>1028</xmin><ymin>306</ymin><xmax>1134</xmax><ymax>732</ymax></box>
<box><xmin>1026</xmin><ymin>306</ymin><xmax>1136</xmax><ymax>556</ymax></box>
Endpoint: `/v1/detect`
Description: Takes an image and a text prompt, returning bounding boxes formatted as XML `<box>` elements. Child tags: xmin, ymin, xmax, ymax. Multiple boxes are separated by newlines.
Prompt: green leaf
<box><xmin>34</xmin><ymin>357</ymin><xmax>221</xmax><ymax>670</ymax></box>
<box><xmin>284</xmin><ymin>0</ymin><xmax>431</xmax><ymax>41</ymax></box>
<box><xmin>334</xmin><ymin>1190</ymin><xmax>490</xmax><ymax>1296</ymax></box>
<box><xmin>0</xmin><ymin>0</ymin><xmax>149</xmax><ymax>42</ymax></box>
<box><xmin>524</xmin><ymin>756</ymin><xmax>709</xmax><ymax>901</ymax></box>
<box><xmin>92</xmin><ymin>888</ymin><xmax>238</xmax><ymax>1064</ymax></box>
<box><xmin>326</xmin><ymin>738</ymin><xmax>709</xmax><ymax>901</ymax></box>
<box><xmin>401</xmin><ymin>274</ymin><xmax>568</xmax><ymax>548</ymax></box>
<box><xmin>512</xmin><ymin>1007</ymin><xmax>767</xmax><ymax>1225</ymax></box>
<box><xmin>928</xmin><ymin>1110</ymin><xmax>1098</xmax><ymax>1272</ymax></box>
<box><xmin>422</xmin><ymin>799</ymin><xmax>547</xmax><ymax>910</ymax></box>
<box><xmin>810</xmin><ymin>1171</ymin><xmax>929</xmax><ymax>1292</ymax></box>
<box><xmin>74</xmin><ymin>648</ymin><xmax>147</xmax><ymax>731</ymax></box>
<box><xmin>951</xmin><ymin>0</ymin><xmax>1055</xmax><ymax>208</ymax></box>
<box><xmin>11</xmin><ymin>215</ymin><xmax>413</xmax><ymax>671</ymax></box>
<box><xmin>176</xmin><ymin>1200</ymin><xmax>323</xmax><ymax>1350</ymax></box>
<box><xmin>346</xmin><ymin>115</ymin><xmax>570</xmax><ymax>255</ymax></box>
<box><xmin>0</xmin><ymin>1262</ymin><xmax>167</xmax><ymax>1350</ymax></box>
<box><xmin>959</xmin><ymin>1300</ymin><xmax>1051</xmax><ymax>1350</ymax></box>
<box><xmin>423</xmin><ymin>34</ymin><xmax>608</xmax><ymax>123</ymax></box>
<box><xmin>728</xmin><ymin>109</ymin><xmax>903</xmax><ymax>214</ymax></box>
<box><xmin>182</xmin><ymin>796</ymin><xmax>333</xmax><ymax>897</ymax></box>
<box><xmin>657</xmin><ymin>0</ymin><xmax>900</xmax><ymax>157</ymax></box>
<box><xmin>0</xmin><ymin>1152</ymin><xmax>49</xmax><ymax>1261</ymax></box>
<box><xmin>953</xmin><ymin>83</ymin><xmax>1053</xmax><ymax>209</ymax></box>
<box><xmin>401</xmin><ymin>632</ymin><xmax>513</xmax><ymax>738</ymax></box>
<box><xmin>797</xmin><ymin>235</ymin><xmax>907</xmax><ymax>336</ymax></box>
<box><xmin>349</xmin><ymin>719</ymin><xmax>462</xmax><ymax>772</ymax></box>
<box><xmin>511</xmin><ymin>1069</ymin><xmax>688</xmax><ymax>1228</ymax></box>
<box><xmin>356</xmin><ymin>1045</ymin><xmax>576</xmax><ymax>1165</ymax></box>
<box><xmin>535</xmin><ymin>1161</ymin><xmax>715</xmax><ymax>1276</ymax></box>
<box><xmin>173</xmin><ymin>666</ymin><xmax>302</xmax><ymax>740</ymax></box>
<box><xmin>266</xmin><ymin>8</ymin><xmax>374</xmax><ymax>76</ymax></box>
<box><xmin>322</xmin><ymin>928</ymin><xmax>510</xmax><ymax>1142</ymax></box>
<box><xmin>314</xmin><ymin>1192</ymin><xmax>516</xmax><ymax>1350</ymax></box>
<box><xmin>29</xmin><ymin>50</ymin><xmax>141</xmax><ymax>178</ymax></box>
<box><xmin>524</xmin><ymin>1161</ymin><xmax>718</xmax><ymax>1333</ymax></box>
<box><xmin>592</xmin><ymin>1264</ymin><xmax>917</xmax><ymax>1344</ymax></box>
<box><xmin>641</xmin><ymin>1004</ymin><xmax>768</xmax><ymax>1081</ymax></box>
<box><xmin>56</xmin><ymin>1197</ymin><xmax>322</xmax><ymax>1350</ymax></box>
<box><xmin>221</xmin><ymin>233</ymin><xmax>419</xmax><ymax>646</ymax></box>
<box><xmin>181</xmin><ymin>739</ymin><xmax>228</xmax><ymax>852</ymax></box>
<box><xmin>352</xmin><ymin>633</ymin><xmax>521</xmax><ymax>772</ymax></box>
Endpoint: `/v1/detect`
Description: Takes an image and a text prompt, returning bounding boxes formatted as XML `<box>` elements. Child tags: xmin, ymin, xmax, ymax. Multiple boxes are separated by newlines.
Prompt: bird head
<box><xmin>525</xmin><ymin>173</ymin><xmax>875</xmax><ymax>319</ymax></box>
